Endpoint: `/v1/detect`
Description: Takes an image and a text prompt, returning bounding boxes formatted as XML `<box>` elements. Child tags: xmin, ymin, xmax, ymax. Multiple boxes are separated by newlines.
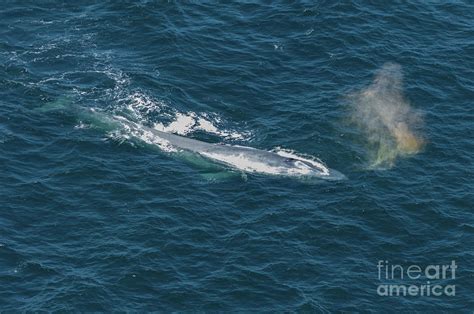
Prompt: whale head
<box><xmin>284</xmin><ymin>157</ymin><xmax>346</xmax><ymax>180</ymax></box>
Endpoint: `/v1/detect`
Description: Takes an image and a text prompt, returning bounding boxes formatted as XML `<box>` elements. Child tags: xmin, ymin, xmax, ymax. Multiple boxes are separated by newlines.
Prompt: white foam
<box><xmin>125</xmin><ymin>92</ymin><xmax>166</xmax><ymax>119</ymax></box>
<box><xmin>154</xmin><ymin>112</ymin><xmax>197</xmax><ymax>135</ymax></box>
<box><xmin>74</xmin><ymin>122</ymin><xmax>90</xmax><ymax>129</ymax></box>
<box><xmin>153</xmin><ymin>111</ymin><xmax>248</xmax><ymax>140</ymax></box>
<box><xmin>196</xmin><ymin>116</ymin><xmax>219</xmax><ymax>134</ymax></box>
<box><xmin>118</xmin><ymin>91</ymin><xmax>248</xmax><ymax>140</ymax></box>
<box><xmin>196</xmin><ymin>116</ymin><xmax>246</xmax><ymax>140</ymax></box>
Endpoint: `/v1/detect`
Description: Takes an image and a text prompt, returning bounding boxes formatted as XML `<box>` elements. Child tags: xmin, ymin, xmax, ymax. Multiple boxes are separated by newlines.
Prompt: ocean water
<box><xmin>1</xmin><ymin>1</ymin><xmax>473</xmax><ymax>311</ymax></box>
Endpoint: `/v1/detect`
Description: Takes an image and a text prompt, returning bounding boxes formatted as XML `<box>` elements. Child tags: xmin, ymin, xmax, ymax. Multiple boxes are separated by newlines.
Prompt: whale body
<box><xmin>116</xmin><ymin>117</ymin><xmax>346</xmax><ymax>180</ymax></box>
<box><xmin>38</xmin><ymin>100</ymin><xmax>345</xmax><ymax>180</ymax></box>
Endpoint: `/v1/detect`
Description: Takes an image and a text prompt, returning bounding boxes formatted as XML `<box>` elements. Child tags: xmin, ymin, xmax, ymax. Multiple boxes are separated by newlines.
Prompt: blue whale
<box><xmin>116</xmin><ymin>117</ymin><xmax>346</xmax><ymax>180</ymax></box>
<box><xmin>39</xmin><ymin>99</ymin><xmax>345</xmax><ymax>180</ymax></box>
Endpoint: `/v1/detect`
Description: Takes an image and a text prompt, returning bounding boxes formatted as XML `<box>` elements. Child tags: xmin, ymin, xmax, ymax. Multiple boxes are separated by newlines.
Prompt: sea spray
<box><xmin>349</xmin><ymin>63</ymin><xmax>424</xmax><ymax>168</ymax></box>
<box><xmin>120</xmin><ymin>91</ymin><xmax>249</xmax><ymax>140</ymax></box>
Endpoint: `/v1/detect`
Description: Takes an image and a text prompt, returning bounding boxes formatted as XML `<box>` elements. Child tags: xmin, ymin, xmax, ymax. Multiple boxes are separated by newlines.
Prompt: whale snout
<box><xmin>290</xmin><ymin>158</ymin><xmax>346</xmax><ymax>180</ymax></box>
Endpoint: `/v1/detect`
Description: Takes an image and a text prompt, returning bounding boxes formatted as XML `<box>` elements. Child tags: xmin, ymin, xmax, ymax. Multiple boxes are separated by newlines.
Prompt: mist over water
<box><xmin>349</xmin><ymin>63</ymin><xmax>425</xmax><ymax>168</ymax></box>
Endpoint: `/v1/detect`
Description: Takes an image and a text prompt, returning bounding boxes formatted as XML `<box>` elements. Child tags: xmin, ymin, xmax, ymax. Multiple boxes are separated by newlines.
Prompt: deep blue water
<box><xmin>1</xmin><ymin>1</ymin><xmax>473</xmax><ymax>311</ymax></box>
